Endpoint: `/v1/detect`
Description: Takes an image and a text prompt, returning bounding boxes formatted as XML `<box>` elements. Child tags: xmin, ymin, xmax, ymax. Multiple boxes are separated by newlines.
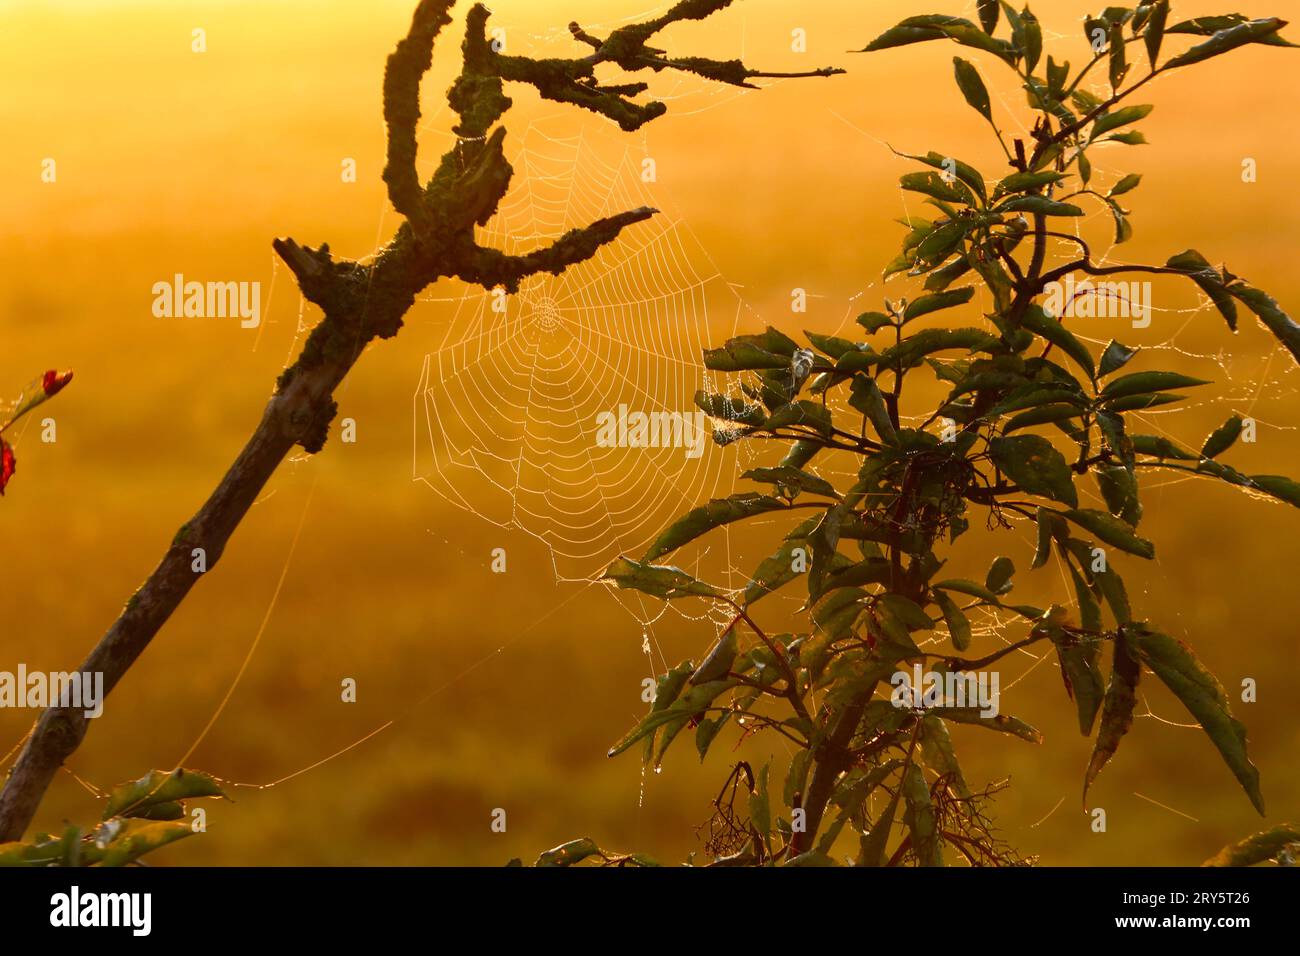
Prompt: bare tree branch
<box><xmin>0</xmin><ymin>0</ymin><xmax>840</xmax><ymax>843</ymax></box>
<box><xmin>382</xmin><ymin>0</ymin><xmax>457</xmax><ymax>230</ymax></box>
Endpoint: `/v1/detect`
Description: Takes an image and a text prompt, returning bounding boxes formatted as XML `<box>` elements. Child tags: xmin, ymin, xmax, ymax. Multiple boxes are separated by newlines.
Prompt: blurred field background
<box><xmin>0</xmin><ymin>0</ymin><xmax>1297</xmax><ymax>865</ymax></box>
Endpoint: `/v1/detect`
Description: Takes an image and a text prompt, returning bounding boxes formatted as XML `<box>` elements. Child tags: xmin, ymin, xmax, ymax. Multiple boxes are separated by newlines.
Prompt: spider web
<box><xmin>411</xmin><ymin>117</ymin><xmax>753</xmax><ymax>584</ymax></box>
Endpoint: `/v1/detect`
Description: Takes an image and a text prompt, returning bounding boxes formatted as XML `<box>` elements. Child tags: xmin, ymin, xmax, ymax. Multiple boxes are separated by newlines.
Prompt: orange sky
<box><xmin>2</xmin><ymin>0</ymin><xmax>1298</xmax><ymax>865</ymax></box>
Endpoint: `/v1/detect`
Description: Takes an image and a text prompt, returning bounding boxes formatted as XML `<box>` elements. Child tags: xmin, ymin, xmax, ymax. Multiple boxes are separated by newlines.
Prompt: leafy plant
<box><xmin>588</xmin><ymin>2</ymin><xmax>1297</xmax><ymax>867</ymax></box>
<box><xmin>0</xmin><ymin>768</ymin><xmax>225</xmax><ymax>867</ymax></box>
<box><xmin>1</xmin><ymin>369</ymin><xmax>73</xmax><ymax>496</ymax></box>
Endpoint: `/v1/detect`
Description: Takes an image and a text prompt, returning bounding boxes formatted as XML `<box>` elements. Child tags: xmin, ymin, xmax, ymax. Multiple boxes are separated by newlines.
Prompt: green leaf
<box><xmin>834</xmin><ymin>350</ymin><xmax>878</xmax><ymax>375</ymax></box>
<box><xmin>536</xmin><ymin>837</ymin><xmax>602</xmax><ymax>867</ymax></box>
<box><xmin>650</xmin><ymin>661</ymin><xmax>694</xmax><ymax>714</ymax></box>
<box><xmin>1105</xmin><ymin>392</ymin><xmax>1184</xmax><ymax>412</ymax></box>
<box><xmin>924</xmin><ymin>255</ymin><xmax>974</xmax><ymax>292</ymax></box>
<box><xmin>1091</xmin><ymin>103</ymin><xmax>1153</xmax><ymax>137</ymax></box>
<box><xmin>1077</xmin><ymin>149</ymin><xmax>1093</xmax><ymax>184</ymax></box>
<box><xmin>860</xmin><ymin>22</ymin><xmax>949</xmax><ymax>52</ymax></box>
<box><xmin>1230</xmin><ymin>285</ymin><xmax>1300</xmax><ymax>365</ymax></box>
<box><xmin>878</xmin><ymin>593</ymin><xmax>935</xmax><ymax>632</ymax></box>
<box><xmin>1021</xmin><ymin>9</ymin><xmax>1043</xmax><ymax>73</ymax></box>
<box><xmin>805</xmin><ymin>331</ymin><xmax>860</xmax><ymax>359</ymax></box>
<box><xmin>1127</xmin><ymin>624</ymin><xmax>1264</xmax><ymax>814</ymax></box>
<box><xmin>1202</xmin><ymin>415</ymin><xmax>1244</xmax><ymax>459</ymax></box>
<box><xmin>126</xmin><ymin>801</ymin><xmax>186</xmax><ymax>822</ymax></box>
<box><xmin>919</xmin><ymin>715</ymin><xmax>970</xmax><ymax>797</ymax></box>
<box><xmin>784</xmin><ymin>749</ymin><xmax>814</xmax><ymax>809</ymax></box>
<box><xmin>1046</xmin><ymin>55</ymin><xmax>1070</xmax><ymax>96</ymax></box>
<box><xmin>953</xmin><ymin>57</ymin><xmax>992</xmax><ymax>122</ymax></box>
<box><xmin>904</xmin><ymin>287</ymin><xmax>976</xmax><ymax>322</ymax></box>
<box><xmin>1023</xmin><ymin>305</ymin><xmax>1096</xmax><ymax>379</ymax></box>
<box><xmin>1109</xmin><ymin>173</ymin><xmax>1142</xmax><ymax>197</ymax></box>
<box><xmin>1032</xmin><ymin>506</ymin><xmax>1064</xmax><ymax>569</ymax></box>
<box><xmin>1131</xmin><ymin>433</ymin><xmax>1199</xmax><ymax>460</ymax></box>
<box><xmin>993</xmin><ymin>170</ymin><xmax>1065</xmax><ymax>199</ymax></box>
<box><xmin>990</xmin><ymin>434</ymin><xmax>1079</xmax><ymax>507</ymax></box>
<box><xmin>781</xmin><ymin>441</ymin><xmax>822</xmax><ymax>473</ymax></box>
<box><xmin>1098</xmin><ymin>339</ymin><xmax>1140</xmax><ymax>376</ymax></box>
<box><xmin>933</xmin><ymin>589</ymin><xmax>971</xmax><ymax>651</ymax></box>
<box><xmin>1084</xmin><ymin>633</ymin><xmax>1139</xmax><ymax>807</ymax></box>
<box><xmin>1003</xmin><ymin>403</ymin><xmax>1085</xmax><ymax>433</ymax></box>
<box><xmin>819</xmin><ymin>761</ymin><xmax>903</xmax><ymax>855</ymax></box>
<box><xmin>1163</xmin><ymin>17</ymin><xmax>1287</xmax><ymax>69</ymax></box>
<box><xmin>1204</xmin><ymin>824</ymin><xmax>1300</xmax><ymax>867</ymax></box>
<box><xmin>690</xmin><ymin>629</ymin><xmax>738</xmax><ymax>685</ymax></box>
<box><xmin>849</xmin><ymin>376</ymin><xmax>899</xmax><ymax>445</ymax></box>
<box><xmin>103</xmin><ymin>768</ymin><xmax>226</xmax><ymax>820</ymax></box>
<box><xmin>98</xmin><ymin>819</ymin><xmax>196</xmax><ymax>868</ymax></box>
<box><xmin>877</xmin><ymin>327</ymin><xmax>1000</xmax><ymax>370</ymax></box>
<box><xmin>933</xmin><ymin>578</ymin><xmax>1000</xmax><ymax>601</ymax></box>
<box><xmin>1092</xmin><ymin>559</ymin><xmax>1132</xmax><ymax>625</ymax></box>
<box><xmin>642</xmin><ymin>493</ymin><xmax>787</xmax><ymax>561</ymax></box>
<box><xmin>1099</xmin><ymin>370</ymin><xmax>1211</xmax><ymax>401</ymax></box>
<box><xmin>977</xmin><ymin>0</ymin><xmax>999</xmax><ymax>34</ymax></box>
<box><xmin>1197</xmin><ymin>458</ymin><xmax>1251</xmax><ymax>487</ymax></box>
<box><xmin>989</xmin><ymin>384</ymin><xmax>1087</xmax><ymax>417</ymax></box>
<box><xmin>1144</xmin><ymin>0</ymin><xmax>1170</xmax><ymax>65</ymax></box>
<box><xmin>901</xmin><ymin>763</ymin><xmax>942</xmax><ymax>866</ymax></box>
<box><xmin>1060</xmin><ymin>508</ymin><xmax>1154</xmax><ymax>558</ymax></box>
<box><xmin>901</xmin><ymin>151</ymin><xmax>988</xmax><ymax>203</ymax></box>
<box><xmin>1100</xmin><ymin>193</ymin><xmax>1133</xmax><ymax>244</ymax></box>
<box><xmin>1107</xmin><ymin>21</ymin><xmax>1128</xmax><ymax>87</ymax></box>
<box><xmin>1046</xmin><ymin>625</ymin><xmax>1105</xmax><ymax>735</ymax></box>
<box><xmin>1249</xmin><ymin>474</ymin><xmax>1300</xmax><ymax>508</ymax></box>
<box><xmin>857</xmin><ymin>778</ymin><xmax>902</xmax><ymax>867</ymax></box>
<box><xmin>703</xmin><ymin>341</ymin><xmax>789</xmax><ymax>371</ymax></box>
<box><xmin>862</xmin><ymin>15</ymin><xmax>1017</xmax><ymax>61</ymax></box>
<box><xmin>927</xmin><ymin>707</ymin><xmax>1043</xmax><ymax>743</ymax></box>
<box><xmin>1168</xmin><ymin>14</ymin><xmax>1297</xmax><ymax>47</ymax></box>
<box><xmin>1166</xmin><ymin>249</ymin><xmax>1237</xmax><ymax>329</ymax></box>
<box><xmin>765</xmin><ymin>400</ymin><xmax>833</xmax><ymax>436</ymax></box>
<box><xmin>1096</xmin><ymin>464</ymin><xmax>1142</xmax><ymax>526</ymax></box>
<box><xmin>985</xmin><ymin>555</ymin><xmax>1016</xmax><ymax>594</ymax></box>
<box><xmin>1104</xmin><ymin>130</ymin><xmax>1147</xmax><ymax>146</ymax></box>
<box><xmin>694</xmin><ymin>390</ymin><xmax>766</xmax><ymax>426</ymax></box>
<box><xmin>608</xmin><ymin>678</ymin><xmax>735</xmax><ymax>757</ymax></box>
<box><xmin>742</xmin><ymin>466</ymin><xmax>839</xmax><ymax>499</ymax></box>
<box><xmin>997</xmin><ymin>195</ymin><xmax>1085</xmax><ymax>217</ymax></box>
<box><xmin>857</xmin><ymin>311</ymin><xmax>894</xmax><ymax>334</ymax></box>
<box><xmin>743</xmin><ymin>522</ymin><xmax>815</xmax><ymax>606</ymax></box>
<box><xmin>602</xmin><ymin>557</ymin><xmax>724</xmax><ymax>601</ymax></box>
<box><xmin>900</xmin><ymin>170</ymin><xmax>972</xmax><ymax>205</ymax></box>
<box><xmin>916</xmin><ymin>221</ymin><xmax>970</xmax><ymax>266</ymax></box>
<box><xmin>1108</xmin><ymin>21</ymin><xmax>1129</xmax><ymax>87</ymax></box>
<box><xmin>749</xmin><ymin>763</ymin><xmax>772</xmax><ymax>840</ymax></box>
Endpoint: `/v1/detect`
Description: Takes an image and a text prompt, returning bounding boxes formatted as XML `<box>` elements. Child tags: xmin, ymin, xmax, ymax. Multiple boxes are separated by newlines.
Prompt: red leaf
<box><xmin>0</xmin><ymin>439</ymin><xmax>15</xmax><ymax>496</ymax></box>
<box><xmin>2</xmin><ymin>367</ymin><xmax>74</xmax><ymax>433</ymax></box>
<box><xmin>42</xmin><ymin>369</ymin><xmax>74</xmax><ymax>397</ymax></box>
